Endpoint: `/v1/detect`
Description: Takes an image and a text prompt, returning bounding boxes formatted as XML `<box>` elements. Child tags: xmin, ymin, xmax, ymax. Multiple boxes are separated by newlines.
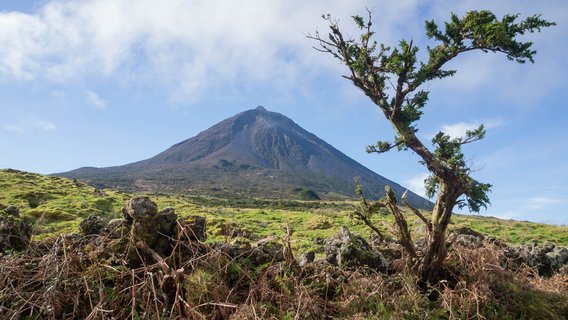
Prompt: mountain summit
<box><xmin>58</xmin><ymin>106</ymin><xmax>431</xmax><ymax>208</ymax></box>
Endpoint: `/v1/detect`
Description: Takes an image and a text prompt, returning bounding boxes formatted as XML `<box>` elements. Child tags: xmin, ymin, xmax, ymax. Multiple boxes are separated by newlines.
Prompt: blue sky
<box><xmin>1</xmin><ymin>0</ymin><xmax>567</xmax><ymax>225</ymax></box>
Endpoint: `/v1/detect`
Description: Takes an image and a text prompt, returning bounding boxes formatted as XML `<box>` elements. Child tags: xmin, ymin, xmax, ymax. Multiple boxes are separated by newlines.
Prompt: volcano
<box><xmin>57</xmin><ymin>106</ymin><xmax>431</xmax><ymax>208</ymax></box>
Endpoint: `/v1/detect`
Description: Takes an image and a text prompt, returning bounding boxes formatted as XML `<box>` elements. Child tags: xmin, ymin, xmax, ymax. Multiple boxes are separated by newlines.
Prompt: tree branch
<box><xmin>402</xmin><ymin>190</ymin><xmax>431</xmax><ymax>234</ymax></box>
<box><xmin>352</xmin><ymin>208</ymin><xmax>386</xmax><ymax>242</ymax></box>
<box><xmin>383</xmin><ymin>186</ymin><xmax>417</xmax><ymax>258</ymax></box>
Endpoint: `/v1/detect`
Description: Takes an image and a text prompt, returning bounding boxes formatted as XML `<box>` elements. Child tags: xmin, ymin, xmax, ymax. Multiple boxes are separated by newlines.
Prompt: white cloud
<box><xmin>84</xmin><ymin>90</ymin><xmax>106</xmax><ymax>109</ymax></box>
<box><xmin>439</xmin><ymin>119</ymin><xmax>502</xmax><ymax>139</ymax></box>
<box><xmin>3</xmin><ymin>119</ymin><xmax>57</xmax><ymax>133</ymax></box>
<box><xmin>405</xmin><ymin>172</ymin><xmax>430</xmax><ymax>198</ymax></box>
<box><xmin>0</xmin><ymin>0</ymin><xmax>427</xmax><ymax>101</ymax></box>
<box><xmin>0</xmin><ymin>0</ymin><xmax>564</xmax><ymax>104</ymax></box>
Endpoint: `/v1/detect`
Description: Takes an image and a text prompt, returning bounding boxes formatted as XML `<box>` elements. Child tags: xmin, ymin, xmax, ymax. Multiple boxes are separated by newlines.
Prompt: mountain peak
<box><xmin>57</xmin><ymin>107</ymin><xmax>432</xmax><ymax>208</ymax></box>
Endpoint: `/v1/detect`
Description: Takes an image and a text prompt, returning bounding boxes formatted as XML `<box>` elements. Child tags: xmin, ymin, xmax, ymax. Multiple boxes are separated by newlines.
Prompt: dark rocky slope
<box><xmin>58</xmin><ymin>106</ymin><xmax>431</xmax><ymax>208</ymax></box>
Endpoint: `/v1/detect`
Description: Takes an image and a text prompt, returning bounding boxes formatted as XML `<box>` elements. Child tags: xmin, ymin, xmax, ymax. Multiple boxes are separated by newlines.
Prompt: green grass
<box><xmin>1</xmin><ymin>168</ymin><xmax>567</xmax><ymax>247</ymax></box>
<box><xmin>0</xmin><ymin>169</ymin><xmax>128</xmax><ymax>237</ymax></box>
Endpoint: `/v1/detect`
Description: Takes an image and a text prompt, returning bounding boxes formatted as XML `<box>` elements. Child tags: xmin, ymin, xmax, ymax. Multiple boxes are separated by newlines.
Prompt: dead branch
<box><xmin>402</xmin><ymin>190</ymin><xmax>432</xmax><ymax>234</ymax></box>
<box><xmin>383</xmin><ymin>186</ymin><xmax>417</xmax><ymax>259</ymax></box>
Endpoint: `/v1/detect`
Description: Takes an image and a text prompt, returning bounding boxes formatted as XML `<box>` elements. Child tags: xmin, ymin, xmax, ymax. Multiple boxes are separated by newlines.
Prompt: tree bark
<box><xmin>417</xmin><ymin>182</ymin><xmax>461</xmax><ymax>288</ymax></box>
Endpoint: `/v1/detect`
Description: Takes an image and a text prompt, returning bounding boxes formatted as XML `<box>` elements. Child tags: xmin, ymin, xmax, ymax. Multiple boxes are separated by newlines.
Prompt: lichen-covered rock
<box><xmin>502</xmin><ymin>241</ymin><xmax>568</xmax><ymax>276</ymax></box>
<box><xmin>211</xmin><ymin>221</ymin><xmax>254</xmax><ymax>239</ymax></box>
<box><xmin>211</xmin><ymin>237</ymin><xmax>285</xmax><ymax>265</ymax></box>
<box><xmin>4</xmin><ymin>205</ymin><xmax>20</xmax><ymax>217</ymax></box>
<box><xmin>101</xmin><ymin>198</ymin><xmax>183</xmax><ymax>267</ymax></box>
<box><xmin>251</xmin><ymin>236</ymin><xmax>284</xmax><ymax>264</ymax></box>
<box><xmin>105</xmin><ymin>218</ymin><xmax>128</xmax><ymax>238</ymax></box>
<box><xmin>0</xmin><ymin>206</ymin><xmax>31</xmax><ymax>253</ymax></box>
<box><xmin>181</xmin><ymin>215</ymin><xmax>207</xmax><ymax>241</ymax></box>
<box><xmin>79</xmin><ymin>215</ymin><xmax>107</xmax><ymax>235</ymax></box>
<box><xmin>455</xmin><ymin>234</ymin><xmax>484</xmax><ymax>248</ymax></box>
<box><xmin>130</xmin><ymin>206</ymin><xmax>177</xmax><ymax>257</ymax></box>
<box><xmin>212</xmin><ymin>239</ymin><xmax>253</xmax><ymax>258</ymax></box>
<box><xmin>122</xmin><ymin>196</ymin><xmax>158</xmax><ymax>221</ymax></box>
<box><xmin>453</xmin><ymin>226</ymin><xmax>485</xmax><ymax>239</ymax></box>
<box><xmin>546</xmin><ymin>247</ymin><xmax>568</xmax><ymax>271</ymax></box>
<box><xmin>299</xmin><ymin>251</ymin><xmax>316</xmax><ymax>266</ymax></box>
<box><xmin>324</xmin><ymin>226</ymin><xmax>387</xmax><ymax>271</ymax></box>
<box><xmin>449</xmin><ymin>226</ymin><xmax>486</xmax><ymax>249</ymax></box>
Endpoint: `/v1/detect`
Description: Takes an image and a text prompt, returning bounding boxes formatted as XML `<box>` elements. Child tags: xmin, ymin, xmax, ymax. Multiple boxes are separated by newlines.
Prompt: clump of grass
<box><xmin>305</xmin><ymin>216</ymin><xmax>335</xmax><ymax>230</ymax></box>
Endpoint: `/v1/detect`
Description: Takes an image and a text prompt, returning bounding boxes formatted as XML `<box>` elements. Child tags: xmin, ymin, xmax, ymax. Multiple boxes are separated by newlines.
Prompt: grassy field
<box><xmin>1</xmin><ymin>168</ymin><xmax>567</xmax><ymax>248</ymax></box>
<box><xmin>1</xmin><ymin>169</ymin><xmax>568</xmax><ymax>319</ymax></box>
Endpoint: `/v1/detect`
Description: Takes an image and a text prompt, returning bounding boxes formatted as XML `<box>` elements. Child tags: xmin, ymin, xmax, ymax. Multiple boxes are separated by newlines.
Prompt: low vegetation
<box><xmin>1</xmin><ymin>169</ymin><xmax>567</xmax><ymax>318</ymax></box>
<box><xmin>1</xmin><ymin>170</ymin><xmax>566</xmax><ymax>247</ymax></box>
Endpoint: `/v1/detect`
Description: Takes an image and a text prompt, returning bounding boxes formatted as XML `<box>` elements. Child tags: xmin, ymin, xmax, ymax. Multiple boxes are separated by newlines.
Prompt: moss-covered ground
<box><xmin>1</xmin><ymin>169</ymin><xmax>567</xmax><ymax>247</ymax></box>
<box><xmin>1</xmin><ymin>169</ymin><xmax>567</xmax><ymax>319</ymax></box>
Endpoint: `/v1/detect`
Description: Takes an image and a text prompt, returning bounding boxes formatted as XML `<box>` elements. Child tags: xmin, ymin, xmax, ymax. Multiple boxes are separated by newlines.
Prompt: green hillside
<box><xmin>1</xmin><ymin>169</ymin><xmax>566</xmax><ymax>246</ymax></box>
<box><xmin>1</xmin><ymin>169</ymin><xmax>567</xmax><ymax>319</ymax></box>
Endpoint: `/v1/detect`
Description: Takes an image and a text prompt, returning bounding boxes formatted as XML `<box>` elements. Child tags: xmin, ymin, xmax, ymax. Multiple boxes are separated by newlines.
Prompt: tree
<box><xmin>309</xmin><ymin>10</ymin><xmax>554</xmax><ymax>287</ymax></box>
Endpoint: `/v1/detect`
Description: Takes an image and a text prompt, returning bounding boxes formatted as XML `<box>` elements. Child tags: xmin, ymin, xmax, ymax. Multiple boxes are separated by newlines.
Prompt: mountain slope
<box><xmin>58</xmin><ymin>106</ymin><xmax>431</xmax><ymax>208</ymax></box>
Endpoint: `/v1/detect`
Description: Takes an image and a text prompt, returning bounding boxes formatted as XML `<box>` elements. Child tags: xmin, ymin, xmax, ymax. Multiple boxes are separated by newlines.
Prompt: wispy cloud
<box><xmin>0</xmin><ymin>0</ymin><xmax>564</xmax><ymax>105</ymax></box>
<box><xmin>84</xmin><ymin>90</ymin><xmax>106</xmax><ymax>109</ymax></box>
<box><xmin>3</xmin><ymin>119</ymin><xmax>57</xmax><ymax>133</ymax></box>
<box><xmin>438</xmin><ymin>119</ymin><xmax>502</xmax><ymax>139</ymax></box>
<box><xmin>0</xmin><ymin>0</ymin><xmax>431</xmax><ymax>102</ymax></box>
<box><xmin>405</xmin><ymin>172</ymin><xmax>430</xmax><ymax>198</ymax></box>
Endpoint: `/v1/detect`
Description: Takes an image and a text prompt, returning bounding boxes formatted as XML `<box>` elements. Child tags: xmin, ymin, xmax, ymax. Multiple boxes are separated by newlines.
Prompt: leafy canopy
<box><xmin>310</xmin><ymin>10</ymin><xmax>554</xmax><ymax>212</ymax></box>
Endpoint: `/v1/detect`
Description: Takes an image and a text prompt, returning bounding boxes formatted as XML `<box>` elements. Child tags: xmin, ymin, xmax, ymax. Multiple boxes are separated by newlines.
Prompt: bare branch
<box><xmin>352</xmin><ymin>208</ymin><xmax>386</xmax><ymax>242</ymax></box>
<box><xmin>383</xmin><ymin>186</ymin><xmax>417</xmax><ymax>259</ymax></box>
<box><xmin>402</xmin><ymin>190</ymin><xmax>431</xmax><ymax>233</ymax></box>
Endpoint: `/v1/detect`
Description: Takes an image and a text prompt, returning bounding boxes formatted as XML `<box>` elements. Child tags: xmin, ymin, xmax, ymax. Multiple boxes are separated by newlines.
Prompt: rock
<box><xmin>122</xmin><ymin>196</ymin><xmax>158</xmax><ymax>221</ymax></box>
<box><xmin>559</xmin><ymin>264</ymin><xmax>568</xmax><ymax>276</ymax></box>
<box><xmin>212</xmin><ymin>239</ymin><xmax>253</xmax><ymax>258</ymax></box>
<box><xmin>213</xmin><ymin>221</ymin><xmax>255</xmax><ymax>239</ymax></box>
<box><xmin>213</xmin><ymin>236</ymin><xmax>285</xmax><ymax>264</ymax></box>
<box><xmin>181</xmin><ymin>215</ymin><xmax>207</xmax><ymax>242</ymax></box>
<box><xmin>130</xmin><ymin>206</ymin><xmax>177</xmax><ymax>256</ymax></box>
<box><xmin>106</xmin><ymin>198</ymin><xmax>181</xmax><ymax>267</ymax></box>
<box><xmin>105</xmin><ymin>218</ymin><xmax>128</xmax><ymax>238</ymax></box>
<box><xmin>211</xmin><ymin>239</ymin><xmax>252</xmax><ymax>259</ymax></box>
<box><xmin>92</xmin><ymin>189</ymin><xmax>107</xmax><ymax>197</ymax></box>
<box><xmin>485</xmin><ymin>236</ymin><xmax>507</xmax><ymax>248</ymax></box>
<box><xmin>455</xmin><ymin>234</ymin><xmax>484</xmax><ymax>248</ymax></box>
<box><xmin>502</xmin><ymin>241</ymin><xmax>568</xmax><ymax>276</ymax></box>
<box><xmin>324</xmin><ymin>226</ymin><xmax>388</xmax><ymax>272</ymax></box>
<box><xmin>79</xmin><ymin>215</ymin><xmax>106</xmax><ymax>235</ymax></box>
<box><xmin>299</xmin><ymin>251</ymin><xmax>316</xmax><ymax>266</ymax></box>
<box><xmin>251</xmin><ymin>236</ymin><xmax>284</xmax><ymax>264</ymax></box>
<box><xmin>4</xmin><ymin>205</ymin><xmax>20</xmax><ymax>217</ymax></box>
<box><xmin>546</xmin><ymin>247</ymin><xmax>568</xmax><ymax>271</ymax></box>
<box><xmin>0</xmin><ymin>206</ymin><xmax>31</xmax><ymax>253</ymax></box>
<box><xmin>313</xmin><ymin>237</ymin><xmax>325</xmax><ymax>246</ymax></box>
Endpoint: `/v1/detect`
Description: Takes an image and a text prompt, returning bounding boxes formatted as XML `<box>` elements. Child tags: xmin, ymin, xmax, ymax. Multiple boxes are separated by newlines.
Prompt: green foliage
<box><xmin>310</xmin><ymin>10</ymin><xmax>554</xmax><ymax>216</ymax></box>
<box><xmin>425</xmin><ymin>11</ymin><xmax>556</xmax><ymax>64</ymax></box>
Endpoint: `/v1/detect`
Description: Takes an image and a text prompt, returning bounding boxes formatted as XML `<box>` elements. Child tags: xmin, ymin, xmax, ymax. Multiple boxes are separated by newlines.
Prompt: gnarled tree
<box><xmin>309</xmin><ymin>10</ymin><xmax>554</xmax><ymax>287</ymax></box>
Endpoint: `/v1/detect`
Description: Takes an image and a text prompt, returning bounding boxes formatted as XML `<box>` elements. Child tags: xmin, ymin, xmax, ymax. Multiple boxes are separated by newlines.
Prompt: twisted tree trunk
<box><xmin>417</xmin><ymin>181</ymin><xmax>461</xmax><ymax>287</ymax></box>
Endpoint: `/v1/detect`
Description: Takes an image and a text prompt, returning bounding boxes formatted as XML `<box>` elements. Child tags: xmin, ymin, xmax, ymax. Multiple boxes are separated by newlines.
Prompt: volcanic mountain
<box><xmin>57</xmin><ymin>106</ymin><xmax>431</xmax><ymax>208</ymax></box>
